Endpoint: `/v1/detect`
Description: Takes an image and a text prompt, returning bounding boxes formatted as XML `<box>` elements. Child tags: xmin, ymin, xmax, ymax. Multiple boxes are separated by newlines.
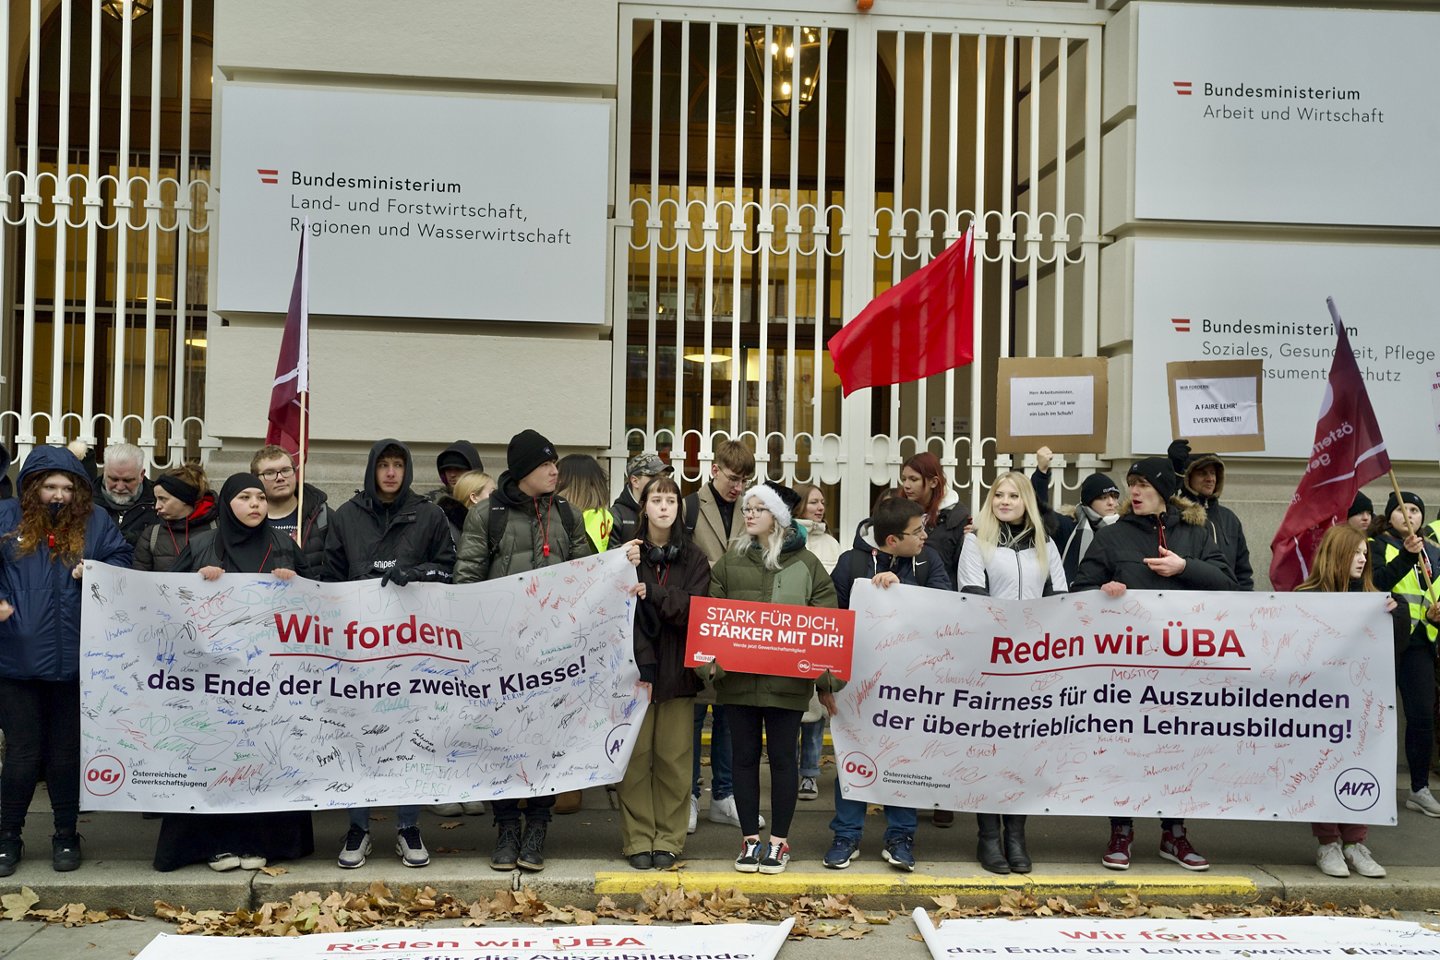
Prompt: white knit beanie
<box><xmin>741</xmin><ymin>482</ymin><xmax>792</xmax><ymax>529</ymax></box>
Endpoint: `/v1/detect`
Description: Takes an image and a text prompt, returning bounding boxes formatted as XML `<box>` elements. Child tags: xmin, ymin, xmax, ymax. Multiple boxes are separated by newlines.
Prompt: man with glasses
<box><xmin>251</xmin><ymin>445</ymin><xmax>332</xmax><ymax>575</ymax></box>
<box><xmin>824</xmin><ymin>496</ymin><xmax>952</xmax><ymax>872</ymax></box>
<box><xmin>681</xmin><ymin>440</ymin><xmax>760</xmax><ymax>835</ymax></box>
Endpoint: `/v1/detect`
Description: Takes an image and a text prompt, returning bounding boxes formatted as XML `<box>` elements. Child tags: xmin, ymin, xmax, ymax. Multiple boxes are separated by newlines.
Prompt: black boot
<box><xmin>52</xmin><ymin>832</ymin><xmax>82</xmax><ymax>872</ymax></box>
<box><xmin>1003</xmin><ymin>815</ymin><xmax>1031</xmax><ymax>874</ymax></box>
<box><xmin>490</xmin><ymin>822</ymin><xmax>521</xmax><ymax>871</ymax></box>
<box><xmin>0</xmin><ymin>831</ymin><xmax>22</xmax><ymax>878</ymax></box>
<box><xmin>976</xmin><ymin>814</ymin><xmax>1009</xmax><ymax>874</ymax></box>
<box><xmin>518</xmin><ymin>820</ymin><xmax>548</xmax><ymax>872</ymax></box>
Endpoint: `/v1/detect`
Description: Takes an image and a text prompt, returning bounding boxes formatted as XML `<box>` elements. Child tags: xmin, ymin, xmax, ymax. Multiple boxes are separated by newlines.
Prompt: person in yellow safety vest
<box><xmin>557</xmin><ymin>454</ymin><xmax>615</xmax><ymax>553</ymax></box>
<box><xmin>1427</xmin><ymin>514</ymin><xmax>1440</xmax><ymax>544</ymax></box>
<box><xmin>1370</xmin><ymin>490</ymin><xmax>1440</xmax><ymax>819</ymax></box>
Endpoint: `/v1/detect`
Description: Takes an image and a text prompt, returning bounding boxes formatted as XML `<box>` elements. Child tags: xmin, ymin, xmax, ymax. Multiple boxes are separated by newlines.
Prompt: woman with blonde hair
<box><xmin>957</xmin><ymin>471</ymin><xmax>1067</xmax><ymax>874</ymax></box>
<box><xmin>452</xmin><ymin>470</ymin><xmax>495</xmax><ymax>508</ymax></box>
<box><xmin>558</xmin><ymin>454</ymin><xmax>614</xmax><ymax>553</ymax></box>
<box><xmin>1296</xmin><ymin>523</ymin><xmax>1404</xmax><ymax>879</ymax></box>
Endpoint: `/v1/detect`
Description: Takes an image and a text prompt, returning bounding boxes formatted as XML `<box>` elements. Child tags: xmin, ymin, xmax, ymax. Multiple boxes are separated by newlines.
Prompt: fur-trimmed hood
<box><xmin>1182</xmin><ymin>452</ymin><xmax>1226</xmax><ymax>501</ymax></box>
<box><xmin>1117</xmin><ymin>494</ymin><xmax>1209</xmax><ymax>528</ymax></box>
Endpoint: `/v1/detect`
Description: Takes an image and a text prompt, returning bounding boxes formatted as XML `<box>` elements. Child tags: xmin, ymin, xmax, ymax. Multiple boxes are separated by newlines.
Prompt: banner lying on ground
<box><xmin>832</xmin><ymin>583</ymin><xmax>1396</xmax><ymax>824</ymax></box>
<box><xmin>135</xmin><ymin>922</ymin><xmax>794</xmax><ymax>960</ymax></box>
<box><xmin>915</xmin><ymin>912</ymin><xmax>1440</xmax><ymax>960</ymax></box>
<box><xmin>79</xmin><ymin>552</ymin><xmax>642</xmax><ymax>813</ymax></box>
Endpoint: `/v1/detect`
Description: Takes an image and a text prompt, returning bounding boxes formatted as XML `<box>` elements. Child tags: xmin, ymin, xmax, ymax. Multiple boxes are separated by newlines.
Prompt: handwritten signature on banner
<box><xmin>831</xmin><ymin>583</ymin><xmax>1397</xmax><ymax>824</ymax></box>
<box><xmin>78</xmin><ymin>552</ymin><xmax>644</xmax><ymax>813</ymax></box>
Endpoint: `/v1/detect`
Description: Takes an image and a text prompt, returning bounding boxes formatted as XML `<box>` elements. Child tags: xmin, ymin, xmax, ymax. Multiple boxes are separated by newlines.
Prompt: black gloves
<box><xmin>378</xmin><ymin>565</ymin><xmax>414</xmax><ymax>587</ymax></box>
<box><xmin>1166</xmin><ymin>438</ymin><xmax>1192</xmax><ymax>475</ymax></box>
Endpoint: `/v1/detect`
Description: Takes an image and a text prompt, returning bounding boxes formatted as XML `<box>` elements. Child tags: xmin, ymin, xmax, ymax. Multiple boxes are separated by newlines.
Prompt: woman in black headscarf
<box><xmin>152</xmin><ymin>474</ymin><xmax>315</xmax><ymax>872</ymax></box>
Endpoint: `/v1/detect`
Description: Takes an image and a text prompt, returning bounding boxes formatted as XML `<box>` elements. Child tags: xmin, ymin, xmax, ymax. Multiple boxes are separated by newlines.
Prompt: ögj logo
<box><xmin>841</xmin><ymin>751</ymin><xmax>877</xmax><ymax>788</ymax></box>
<box><xmin>84</xmin><ymin>755</ymin><xmax>126</xmax><ymax>796</ymax></box>
<box><xmin>1333</xmin><ymin>767</ymin><xmax>1380</xmax><ymax>812</ymax></box>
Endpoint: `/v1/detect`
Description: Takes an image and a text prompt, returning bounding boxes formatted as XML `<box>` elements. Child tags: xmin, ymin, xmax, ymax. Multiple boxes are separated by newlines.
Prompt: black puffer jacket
<box><xmin>132</xmin><ymin>494</ymin><xmax>219</xmax><ymax>572</ymax></box>
<box><xmin>1177</xmin><ymin>453</ymin><xmax>1254</xmax><ymax>590</ymax></box>
<box><xmin>925</xmin><ymin>501</ymin><xmax>972</xmax><ymax>588</ymax></box>
<box><xmin>1071</xmin><ymin>497</ymin><xmax>1236</xmax><ymax>592</ymax></box>
<box><xmin>633</xmin><ymin>540</ymin><xmax>710</xmax><ymax>703</ymax></box>
<box><xmin>610</xmin><ymin>486</ymin><xmax>643</xmax><ymax>548</ymax></box>
<box><xmin>323</xmin><ymin>439</ymin><xmax>456</xmax><ymax>583</ymax></box>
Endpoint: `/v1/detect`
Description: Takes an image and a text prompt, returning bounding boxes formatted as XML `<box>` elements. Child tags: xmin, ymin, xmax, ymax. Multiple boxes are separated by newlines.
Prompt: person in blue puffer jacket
<box><xmin>0</xmin><ymin>445</ymin><xmax>133</xmax><ymax>877</ymax></box>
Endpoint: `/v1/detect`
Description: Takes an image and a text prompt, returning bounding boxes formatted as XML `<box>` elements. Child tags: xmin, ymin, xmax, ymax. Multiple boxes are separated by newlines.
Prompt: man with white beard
<box><xmin>91</xmin><ymin>443</ymin><xmax>157</xmax><ymax>545</ymax></box>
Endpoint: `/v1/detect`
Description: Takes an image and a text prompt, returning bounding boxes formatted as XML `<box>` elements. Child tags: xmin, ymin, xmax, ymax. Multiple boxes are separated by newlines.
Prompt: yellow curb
<box><xmin>594</xmin><ymin>871</ymin><xmax>1258</xmax><ymax>899</ymax></box>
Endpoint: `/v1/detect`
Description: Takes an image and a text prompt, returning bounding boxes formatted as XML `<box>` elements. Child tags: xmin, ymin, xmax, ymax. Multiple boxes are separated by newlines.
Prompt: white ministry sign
<box><xmin>915</xmin><ymin>913</ymin><xmax>1440</xmax><ymax>960</ymax></box>
<box><xmin>831</xmin><ymin>583</ymin><xmax>1395</xmax><ymax>824</ymax></box>
<box><xmin>217</xmin><ymin>84</ymin><xmax>610</xmax><ymax>322</ymax></box>
<box><xmin>1135</xmin><ymin>3</ymin><xmax>1440</xmax><ymax>225</ymax></box>
<box><xmin>1132</xmin><ymin>238</ymin><xmax>1440</xmax><ymax>459</ymax></box>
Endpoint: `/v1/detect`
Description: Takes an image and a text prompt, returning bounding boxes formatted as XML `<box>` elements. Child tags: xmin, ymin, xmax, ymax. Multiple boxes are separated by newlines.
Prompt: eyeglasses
<box><xmin>742</xmin><ymin>505</ymin><xmax>770</xmax><ymax>516</ymax></box>
<box><xmin>258</xmin><ymin>467</ymin><xmax>295</xmax><ymax>480</ymax></box>
<box><xmin>899</xmin><ymin>527</ymin><xmax>928</xmax><ymax>539</ymax></box>
<box><xmin>718</xmin><ymin>469</ymin><xmax>754</xmax><ymax>486</ymax></box>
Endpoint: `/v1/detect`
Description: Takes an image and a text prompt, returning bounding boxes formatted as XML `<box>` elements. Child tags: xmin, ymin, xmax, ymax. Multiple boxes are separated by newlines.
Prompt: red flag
<box><xmin>828</xmin><ymin>225</ymin><xmax>975</xmax><ymax>396</ymax></box>
<box><xmin>265</xmin><ymin>230</ymin><xmax>309</xmax><ymax>461</ymax></box>
<box><xmin>1268</xmin><ymin>299</ymin><xmax>1390</xmax><ymax>591</ymax></box>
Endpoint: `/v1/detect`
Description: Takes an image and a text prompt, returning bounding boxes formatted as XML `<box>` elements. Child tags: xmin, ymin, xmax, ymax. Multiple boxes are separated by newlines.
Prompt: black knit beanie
<box><xmin>507</xmin><ymin>429</ymin><xmax>558</xmax><ymax>480</ymax></box>
<box><xmin>1126</xmin><ymin>457</ymin><xmax>1178</xmax><ymax>503</ymax></box>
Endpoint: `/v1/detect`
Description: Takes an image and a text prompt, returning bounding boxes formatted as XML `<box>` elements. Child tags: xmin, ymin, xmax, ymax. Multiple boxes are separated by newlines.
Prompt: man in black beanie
<box><xmin>453</xmin><ymin>428</ymin><xmax>594</xmax><ymax>874</ymax></box>
<box><xmin>1073</xmin><ymin>455</ymin><xmax>1237</xmax><ymax>873</ymax></box>
<box><xmin>1347</xmin><ymin>491</ymin><xmax>1374</xmax><ymax>533</ymax></box>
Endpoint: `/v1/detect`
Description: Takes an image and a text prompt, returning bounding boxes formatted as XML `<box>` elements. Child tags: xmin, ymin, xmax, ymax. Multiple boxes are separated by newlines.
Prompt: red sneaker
<box><xmin>1159</xmin><ymin>828</ymin><xmax>1210</xmax><ymax>871</ymax></box>
<box><xmin>1102</xmin><ymin>824</ymin><xmax>1132</xmax><ymax>870</ymax></box>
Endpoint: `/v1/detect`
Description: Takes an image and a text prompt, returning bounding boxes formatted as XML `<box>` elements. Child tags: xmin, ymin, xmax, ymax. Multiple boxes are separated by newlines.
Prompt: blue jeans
<box><xmin>349</xmin><ymin>806</ymin><xmax>418</xmax><ymax>831</ymax></box>
<box><xmin>692</xmin><ymin>703</ymin><xmax>733</xmax><ymax>800</ymax></box>
<box><xmin>828</xmin><ymin>777</ymin><xmax>916</xmax><ymax>843</ymax></box>
<box><xmin>799</xmin><ymin>718</ymin><xmax>824</xmax><ymax>778</ymax></box>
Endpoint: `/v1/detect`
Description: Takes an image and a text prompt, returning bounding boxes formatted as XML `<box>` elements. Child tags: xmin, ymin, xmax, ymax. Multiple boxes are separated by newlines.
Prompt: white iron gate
<box><xmin>613</xmin><ymin>4</ymin><xmax>1105</xmax><ymax>529</ymax></box>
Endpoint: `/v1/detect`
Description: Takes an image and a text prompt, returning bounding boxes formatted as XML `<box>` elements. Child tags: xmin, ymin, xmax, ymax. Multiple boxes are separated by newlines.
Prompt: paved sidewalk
<box><xmin>4</xmin><ymin>772</ymin><xmax>1440</xmax><ymax>914</ymax></box>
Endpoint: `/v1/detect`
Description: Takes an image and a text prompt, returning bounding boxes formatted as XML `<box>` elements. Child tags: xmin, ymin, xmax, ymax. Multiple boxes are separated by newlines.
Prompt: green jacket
<box><xmin>453</xmin><ymin>472</ymin><xmax>594</xmax><ymax>583</ymax></box>
<box><xmin>703</xmin><ymin>525</ymin><xmax>841</xmax><ymax>711</ymax></box>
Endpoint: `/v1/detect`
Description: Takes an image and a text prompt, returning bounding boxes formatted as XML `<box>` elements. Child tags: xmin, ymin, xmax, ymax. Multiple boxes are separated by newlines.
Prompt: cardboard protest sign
<box><xmin>1166</xmin><ymin>358</ymin><xmax>1265</xmax><ymax>451</ymax></box>
<box><xmin>996</xmin><ymin>356</ymin><xmax>1108</xmax><ymax>454</ymax></box>
<box><xmin>686</xmin><ymin>597</ymin><xmax>854</xmax><ymax>680</ymax></box>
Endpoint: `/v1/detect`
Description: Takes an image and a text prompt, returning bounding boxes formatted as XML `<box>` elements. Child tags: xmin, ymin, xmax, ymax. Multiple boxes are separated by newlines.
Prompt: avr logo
<box><xmin>1333</xmin><ymin>767</ymin><xmax>1380</xmax><ymax>812</ymax></box>
<box><xmin>84</xmin><ymin>755</ymin><xmax>126</xmax><ymax>796</ymax></box>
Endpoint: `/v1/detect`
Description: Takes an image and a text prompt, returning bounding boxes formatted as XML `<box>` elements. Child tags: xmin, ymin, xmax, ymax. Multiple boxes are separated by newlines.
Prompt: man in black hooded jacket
<box><xmin>454</xmin><ymin>429</ymin><xmax>593</xmax><ymax>873</ymax></box>
<box><xmin>324</xmin><ymin>438</ymin><xmax>455</xmax><ymax>872</ymax></box>
<box><xmin>1167</xmin><ymin>439</ymin><xmax>1253</xmax><ymax>590</ymax></box>
<box><xmin>426</xmin><ymin>440</ymin><xmax>485</xmax><ymax>531</ymax></box>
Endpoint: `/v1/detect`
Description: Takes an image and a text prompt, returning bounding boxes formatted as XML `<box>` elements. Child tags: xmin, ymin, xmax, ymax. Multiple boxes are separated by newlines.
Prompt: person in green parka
<box><xmin>704</xmin><ymin>481</ymin><xmax>840</xmax><ymax>876</ymax></box>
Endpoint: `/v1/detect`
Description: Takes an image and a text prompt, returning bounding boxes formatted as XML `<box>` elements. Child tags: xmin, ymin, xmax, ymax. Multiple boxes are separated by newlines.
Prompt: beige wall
<box><xmin>206</xmin><ymin>0</ymin><xmax>623</xmax><ymax>486</ymax></box>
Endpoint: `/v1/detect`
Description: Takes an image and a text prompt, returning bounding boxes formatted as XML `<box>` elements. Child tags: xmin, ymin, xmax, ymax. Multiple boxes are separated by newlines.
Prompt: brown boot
<box><xmin>553</xmin><ymin>790</ymin><xmax>583</xmax><ymax>814</ymax></box>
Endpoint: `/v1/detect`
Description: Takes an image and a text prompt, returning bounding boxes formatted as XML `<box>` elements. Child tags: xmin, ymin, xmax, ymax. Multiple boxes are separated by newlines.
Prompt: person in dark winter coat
<box><xmin>325</xmin><ymin>439</ymin><xmax>455</xmax><ymax>872</ymax></box>
<box><xmin>1031</xmin><ymin>456</ymin><xmax>1121</xmax><ymax>585</ymax></box>
<box><xmin>0</xmin><ymin>443</ymin><xmax>12</xmax><ymax>499</ymax></box>
<box><xmin>455</xmin><ymin>429</ymin><xmax>594</xmax><ymax>873</ymax></box>
<box><xmin>1072</xmin><ymin>456</ymin><xmax>1236</xmax><ymax>873</ymax></box>
<box><xmin>1167</xmin><ymin>439</ymin><xmax>1254</xmax><ymax>590</ymax></box>
<box><xmin>704</xmin><ymin>481</ymin><xmax>841</xmax><ymax>876</ymax></box>
<box><xmin>133</xmin><ymin>464</ymin><xmax>218</xmax><ymax>572</ymax></box>
<box><xmin>899</xmin><ymin>452</ymin><xmax>972</xmax><ymax>587</ymax></box>
<box><xmin>92</xmin><ymin>442</ymin><xmax>158</xmax><ymax>545</ymax></box>
<box><xmin>1368</xmin><ymin>490</ymin><xmax>1440</xmax><ymax>818</ymax></box>
<box><xmin>0</xmin><ymin>445</ymin><xmax>133</xmax><ymax>877</ymax></box>
<box><xmin>612</xmin><ymin>452</ymin><xmax>673</xmax><ymax>547</ymax></box>
<box><xmin>156</xmin><ymin>474</ymin><xmax>313</xmax><ymax>873</ymax></box>
<box><xmin>1347</xmin><ymin>491</ymin><xmax>1374</xmax><ymax>533</ymax></box>
<box><xmin>251</xmin><ymin>445</ymin><xmax>332</xmax><ymax>576</ymax></box>
<box><xmin>324</xmin><ymin>439</ymin><xmax>456</xmax><ymax>584</ymax></box>
<box><xmin>616</xmin><ymin>474</ymin><xmax>708</xmax><ymax>870</ymax></box>
<box><xmin>824</xmin><ymin>497</ymin><xmax>950</xmax><ymax>875</ymax></box>
<box><xmin>426</xmin><ymin>440</ymin><xmax>484</xmax><ymax>531</ymax></box>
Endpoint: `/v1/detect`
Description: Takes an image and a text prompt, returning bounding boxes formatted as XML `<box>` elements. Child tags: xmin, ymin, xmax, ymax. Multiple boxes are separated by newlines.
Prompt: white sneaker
<box><xmin>1343</xmin><ymin>842</ymin><xmax>1386</xmax><ymax>878</ymax></box>
<box><xmin>460</xmin><ymin>801</ymin><xmax>486</xmax><ymax>816</ymax></box>
<box><xmin>428</xmin><ymin>803</ymin><xmax>463</xmax><ymax>817</ymax></box>
<box><xmin>708</xmin><ymin>795</ymin><xmax>764</xmax><ymax>829</ymax></box>
<box><xmin>1316</xmin><ymin>841</ymin><xmax>1348</xmax><ymax>877</ymax></box>
<box><xmin>1407</xmin><ymin>787</ymin><xmax>1440</xmax><ymax>818</ymax></box>
<box><xmin>688</xmin><ymin>795</ymin><xmax>698</xmax><ymax>835</ymax></box>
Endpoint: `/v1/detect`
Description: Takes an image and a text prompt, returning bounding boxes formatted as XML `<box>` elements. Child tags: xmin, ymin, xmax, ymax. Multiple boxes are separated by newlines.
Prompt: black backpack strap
<box><xmin>487</xmin><ymin>501</ymin><xmax>508</xmax><ymax>561</ymax></box>
<box><xmin>683</xmin><ymin>494</ymin><xmax>700</xmax><ymax>537</ymax></box>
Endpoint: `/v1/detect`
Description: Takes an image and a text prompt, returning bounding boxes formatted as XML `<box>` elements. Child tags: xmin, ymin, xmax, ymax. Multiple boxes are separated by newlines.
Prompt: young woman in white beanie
<box><xmin>703</xmin><ymin>481</ymin><xmax>840</xmax><ymax>875</ymax></box>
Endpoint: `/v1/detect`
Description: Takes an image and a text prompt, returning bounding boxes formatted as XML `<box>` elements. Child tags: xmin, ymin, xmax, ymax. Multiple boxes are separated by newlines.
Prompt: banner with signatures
<box><xmin>832</xmin><ymin>583</ymin><xmax>1396</xmax><ymax>824</ymax></box>
<box><xmin>79</xmin><ymin>552</ymin><xmax>642</xmax><ymax>813</ymax></box>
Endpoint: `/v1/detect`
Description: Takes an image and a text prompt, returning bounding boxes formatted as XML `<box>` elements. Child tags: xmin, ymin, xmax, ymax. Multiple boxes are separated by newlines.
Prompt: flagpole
<box><xmin>1386</xmin><ymin>469</ymin><xmax>1436</xmax><ymax>592</ymax></box>
<box><xmin>296</xmin><ymin>391</ymin><xmax>307</xmax><ymax>549</ymax></box>
<box><xmin>294</xmin><ymin>221</ymin><xmax>310</xmax><ymax>549</ymax></box>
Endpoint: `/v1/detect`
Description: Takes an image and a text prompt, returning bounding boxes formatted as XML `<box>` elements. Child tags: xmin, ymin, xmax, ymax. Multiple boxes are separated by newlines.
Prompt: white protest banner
<box><xmin>135</xmin><ymin>921</ymin><xmax>794</xmax><ymax>960</ymax></box>
<box><xmin>79</xmin><ymin>552</ymin><xmax>643</xmax><ymax>813</ymax></box>
<box><xmin>831</xmin><ymin>584</ymin><xmax>1395</xmax><ymax>824</ymax></box>
<box><xmin>914</xmin><ymin>911</ymin><xmax>1440</xmax><ymax>960</ymax></box>
<box><xmin>1009</xmin><ymin>376</ymin><xmax>1095</xmax><ymax>438</ymax></box>
<box><xmin>1174</xmin><ymin>377</ymin><xmax>1259</xmax><ymax>437</ymax></box>
<box><xmin>1430</xmin><ymin>366</ymin><xmax>1440</xmax><ymax>455</ymax></box>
